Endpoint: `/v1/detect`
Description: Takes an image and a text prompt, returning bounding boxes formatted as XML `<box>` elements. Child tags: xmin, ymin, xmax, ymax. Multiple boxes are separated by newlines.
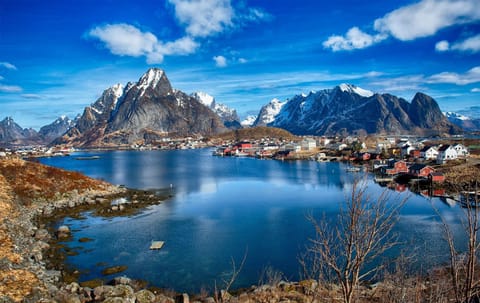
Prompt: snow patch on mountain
<box><xmin>444</xmin><ymin>111</ymin><xmax>470</xmax><ymax>121</ymax></box>
<box><xmin>254</xmin><ymin>98</ymin><xmax>285</xmax><ymax>126</ymax></box>
<box><xmin>191</xmin><ymin>92</ymin><xmax>239</xmax><ymax>124</ymax></box>
<box><xmin>338</xmin><ymin>83</ymin><xmax>374</xmax><ymax>98</ymax></box>
<box><xmin>241</xmin><ymin>115</ymin><xmax>257</xmax><ymax>127</ymax></box>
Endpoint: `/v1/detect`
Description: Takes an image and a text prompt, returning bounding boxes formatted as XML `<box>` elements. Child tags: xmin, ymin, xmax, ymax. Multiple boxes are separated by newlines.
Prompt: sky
<box><xmin>1</xmin><ymin>0</ymin><xmax>480</xmax><ymax>129</ymax></box>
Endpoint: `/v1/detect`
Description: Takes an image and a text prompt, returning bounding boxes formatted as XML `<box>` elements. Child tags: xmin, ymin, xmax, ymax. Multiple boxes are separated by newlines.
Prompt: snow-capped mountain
<box><xmin>56</xmin><ymin>68</ymin><xmax>226</xmax><ymax>147</ymax></box>
<box><xmin>241</xmin><ymin>115</ymin><xmax>257</xmax><ymax>127</ymax></box>
<box><xmin>38</xmin><ymin>115</ymin><xmax>76</xmax><ymax>144</ymax></box>
<box><xmin>444</xmin><ymin>111</ymin><xmax>480</xmax><ymax>131</ymax></box>
<box><xmin>253</xmin><ymin>98</ymin><xmax>286</xmax><ymax>126</ymax></box>
<box><xmin>253</xmin><ymin>84</ymin><xmax>460</xmax><ymax>136</ymax></box>
<box><xmin>191</xmin><ymin>92</ymin><xmax>241</xmax><ymax>129</ymax></box>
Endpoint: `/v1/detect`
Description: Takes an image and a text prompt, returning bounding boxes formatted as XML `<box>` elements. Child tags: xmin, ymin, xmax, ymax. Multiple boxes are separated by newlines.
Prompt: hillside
<box><xmin>211</xmin><ymin>126</ymin><xmax>297</xmax><ymax>141</ymax></box>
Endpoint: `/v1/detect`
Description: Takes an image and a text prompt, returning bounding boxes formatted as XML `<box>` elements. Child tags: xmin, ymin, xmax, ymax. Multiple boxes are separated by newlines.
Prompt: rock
<box><xmin>94</xmin><ymin>285</ymin><xmax>115</xmax><ymax>301</ymax></box>
<box><xmin>113</xmin><ymin>276</ymin><xmax>132</xmax><ymax>286</ymax></box>
<box><xmin>68</xmin><ymin>200</ymin><xmax>76</xmax><ymax>208</ymax></box>
<box><xmin>65</xmin><ymin>282</ymin><xmax>81</xmax><ymax>294</ymax></box>
<box><xmin>135</xmin><ymin>289</ymin><xmax>156</xmax><ymax>303</ymax></box>
<box><xmin>175</xmin><ymin>293</ymin><xmax>189</xmax><ymax>303</ymax></box>
<box><xmin>57</xmin><ymin>225</ymin><xmax>70</xmax><ymax>233</ymax></box>
<box><xmin>34</xmin><ymin>228</ymin><xmax>50</xmax><ymax>240</ymax></box>
<box><xmin>238</xmin><ymin>293</ymin><xmax>250</xmax><ymax>303</ymax></box>
<box><xmin>220</xmin><ymin>290</ymin><xmax>232</xmax><ymax>301</ymax></box>
<box><xmin>111</xmin><ymin>284</ymin><xmax>135</xmax><ymax>297</ymax></box>
<box><xmin>102</xmin><ymin>297</ymin><xmax>128</xmax><ymax>303</ymax></box>
<box><xmin>101</xmin><ymin>265</ymin><xmax>128</xmax><ymax>276</ymax></box>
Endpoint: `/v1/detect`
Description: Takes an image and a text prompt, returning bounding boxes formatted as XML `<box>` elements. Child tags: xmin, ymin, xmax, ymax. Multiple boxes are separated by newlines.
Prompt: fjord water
<box><xmin>40</xmin><ymin>149</ymin><xmax>464</xmax><ymax>292</ymax></box>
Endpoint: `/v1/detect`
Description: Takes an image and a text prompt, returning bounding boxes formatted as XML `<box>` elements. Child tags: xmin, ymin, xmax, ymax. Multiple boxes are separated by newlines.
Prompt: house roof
<box><xmin>438</xmin><ymin>144</ymin><xmax>451</xmax><ymax>152</ymax></box>
<box><xmin>409</xmin><ymin>163</ymin><xmax>431</xmax><ymax>171</ymax></box>
<box><xmin>420</xmin><ymin>145</ymin><xmax>436</xmax><ymax>152</ymax></box>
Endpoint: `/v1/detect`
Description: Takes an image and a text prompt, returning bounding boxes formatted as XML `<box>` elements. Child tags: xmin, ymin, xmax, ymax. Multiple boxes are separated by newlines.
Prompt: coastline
<box><xmin>1</xmin><ymin>155</ymin><xmax>479</xmax><ymax>302</ymax></box>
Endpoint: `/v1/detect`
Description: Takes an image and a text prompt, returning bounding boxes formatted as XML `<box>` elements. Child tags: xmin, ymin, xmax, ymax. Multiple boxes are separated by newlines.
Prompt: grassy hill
<box><xmin>212</xmin><ymin>126</ymin><xmax>297</xmax><ymax>141</ymax></box>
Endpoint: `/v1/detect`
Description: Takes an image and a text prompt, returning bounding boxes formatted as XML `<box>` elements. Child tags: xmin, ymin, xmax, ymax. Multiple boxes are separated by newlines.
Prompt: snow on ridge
<box><xmin>444</xmin><ymin>111</ymin><xmax>470</xmax><ymax>121</ymax></box>
<box><xmin>138</xmin><ymin>68</ymin><xmax>164</xmax><ymax>88</ymax></box>
<box><xmin>241</xmin><ymin>115</ymin><xmax>257</xmax><ymax>127</ymax></box>
<box><xmin>338</xmin><ymin>83</ymin><xmax>373</xmax><ymax>98</ymax></box>
<box><xmin>260</xmin><ymin>98</ymin><xmax>285</xmax><ymax>124</ymax></box>
<box><xmin>192</xmin><ymin>91</ymin><xmax>215</xmax><ymax>107</ymax></box>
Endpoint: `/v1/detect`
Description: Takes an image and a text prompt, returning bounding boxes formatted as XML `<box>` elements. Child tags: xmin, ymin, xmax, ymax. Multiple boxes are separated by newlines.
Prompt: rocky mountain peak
<box><xmin>137</xmin><ymin>68</ymin><xmax>172</xmax><ymax>96</ymax></box>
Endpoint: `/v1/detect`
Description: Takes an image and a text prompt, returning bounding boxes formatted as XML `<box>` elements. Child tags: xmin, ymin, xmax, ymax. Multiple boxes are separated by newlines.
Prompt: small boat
<box><xmin>75</xmin><ymin>156</ymin><xmax>100</xmax><ymax>160</ymax></box>
<box><xmin>346</xmin><ymin>167</ymin><xmax>361</xmax><ymax>172</ymax></box>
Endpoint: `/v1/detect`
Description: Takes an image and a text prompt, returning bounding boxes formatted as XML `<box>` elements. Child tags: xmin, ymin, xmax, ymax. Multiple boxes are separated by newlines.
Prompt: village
<box><xmin>212</xmin><ymin>135</ymin><xmax>479</xmax><ymax>197</ymax></box>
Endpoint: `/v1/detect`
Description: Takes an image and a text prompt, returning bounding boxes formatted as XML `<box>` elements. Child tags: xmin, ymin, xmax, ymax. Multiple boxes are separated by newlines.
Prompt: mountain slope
<box><xmin>254</xmin><ymin>84</ymin><xmax>461</xmax><ymax>136</ymax></box>
<box><xmin>191</xmin><ymin>92</ymin><xmax>241</xmax><ymax>129</ymax></box>
<box><xmin>56</xmin><ymin>68</ymin><xmax>227</xmax><ymax>147</ymax></box>
<box><xmin>38</xmin><ymin>116</ymin><xmax>75</xmax><ymax>144</ymax></box>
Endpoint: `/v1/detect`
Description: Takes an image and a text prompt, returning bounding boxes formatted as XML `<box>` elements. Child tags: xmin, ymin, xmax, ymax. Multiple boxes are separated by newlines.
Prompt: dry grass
<box><xmin>0</xmin><ymin>270</ymin><xmax>40</xmax><ymax>302</ymax></box>
<box><xmin>0</xmin><ymin>157</ymin><xmax>111</xmax><ymax>301</ymax></box>
<box><xmin>0</xmin><ymin>158</ymin><xmax>110</xmax><ymax>205</ymax></box>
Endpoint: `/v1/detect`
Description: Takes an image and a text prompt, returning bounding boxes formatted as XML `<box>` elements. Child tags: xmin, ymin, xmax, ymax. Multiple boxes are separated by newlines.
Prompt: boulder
<box><xmin>56</xmin><ymin>225</ymin><xmax>70</xmax><ymax>238</ymax></box>
<box><xmin>135</xmin><ymin>289</ymin><xmax>156</xmax><ymax>303</ymax></box>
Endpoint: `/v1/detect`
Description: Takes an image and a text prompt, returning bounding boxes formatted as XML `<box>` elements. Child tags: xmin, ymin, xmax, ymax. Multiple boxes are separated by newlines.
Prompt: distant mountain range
<box><xmin>253</xmin><ymin>84</ymin><xmax>460</xmax><ymax>136</ymax></box>
<box><xmin>0</xmin><ymin>68</ymin><xmax>473</xmax><ymax>148</ymax></box>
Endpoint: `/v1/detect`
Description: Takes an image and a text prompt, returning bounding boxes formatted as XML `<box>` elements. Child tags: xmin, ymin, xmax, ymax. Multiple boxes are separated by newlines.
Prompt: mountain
<box><xmin>56</xmin><ymin>68</ymin><xmax>227</xmax><ymax>147</ymax></box>
<box><xmin>254</xmin><ymin>84</ymin><xmax>461</xmax><ymax>136</ymax></box>
<box><xmin>240</xmin><ymin>115</ymin><xmax>257</xmax><ymax>127</ymax></box>
<box><xmin>0</xmin><ymin>117</ymin><xmax>44</xmax><ymax>147</ymax></box>
<box><xmin>444</xmin><ymin>112</ymin><xmax>480</xmax><ymax>131</ymax></box>
<box><xmin>253</xmin><ymin>98</ymin><xmax>285</xmax><ymax>126</ymax></box>
<box><xmin>38</xmin><ymin>115</ymin><xmax>76</xmax><ymax>144</ymax></box>
<box><xmin>191</xmin><ymin>92</ymin><xmax>241</xmax><ymax>129</ymax></box>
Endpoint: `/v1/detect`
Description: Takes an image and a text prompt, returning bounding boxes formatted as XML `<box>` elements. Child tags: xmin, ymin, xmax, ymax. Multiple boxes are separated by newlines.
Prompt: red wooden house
<box><xmin>408</xmin><ymin>164</ymin><xmax>435</xmax><ymax>178</ymax></box>
<box><xmin>384</xmin><ymin>160</ymin><xmax>409</xmax><ymax>175</ymax></box>
<box><xmin>428</xmin><ymin>172</ymin><xmax>446</xmax><ymax>183</ymax></box>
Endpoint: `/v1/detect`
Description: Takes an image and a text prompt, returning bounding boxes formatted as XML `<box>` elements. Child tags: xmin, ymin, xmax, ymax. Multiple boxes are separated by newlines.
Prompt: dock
<box><xmin>374</xmin><ymin>176</ymin><xmax>394</xmax><ymax>182</ymax></box>
<box><xmin>149</xmin><ymin>241</ymin><xmax>165</xmax><ymax>250</ymax></box>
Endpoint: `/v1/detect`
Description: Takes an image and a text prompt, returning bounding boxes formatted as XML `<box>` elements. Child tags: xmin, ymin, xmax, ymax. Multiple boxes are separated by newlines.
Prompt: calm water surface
<box><xmin>40</xmin><ymin>149</ymin><xmax>465</xmax><ymax>292</ymax></box>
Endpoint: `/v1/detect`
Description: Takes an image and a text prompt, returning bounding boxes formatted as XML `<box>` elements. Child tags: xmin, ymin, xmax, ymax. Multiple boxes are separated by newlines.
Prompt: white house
<box><xmin>453</xmin><ymin>144</ymin><xmax>469</xmax><ymax>158</ymax></box>
<box><xmin>301</xmin><ymin>138</ymin><xmax>317</xmax><ymax>151</ymax></box>
<box><xmin>437</xmin><ymin>145</ymin><xmax>457</xmax><ymax>164</ymax></box>
<box><xmin>420</xmin><ymin>146</ymin><xmax>438</xmax><ymax>160</ymax></box>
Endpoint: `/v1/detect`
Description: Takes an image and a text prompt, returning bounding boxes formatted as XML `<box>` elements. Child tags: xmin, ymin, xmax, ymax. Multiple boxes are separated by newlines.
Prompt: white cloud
<box><xmin>323</xmin><ymin>27</ymin><xmax>386</xmax><ymax>51</ymax></box>
<box><xmin>324</xmin><ymin>0</ymin><xmax>480</xmax><ymax>51</ymax></box>
<box><xmin>435</xmin><ymin>40</ymin><xmax>450</xmax><ymax>52</ymax></box>
<box><xmin>471</xmin><ymin>88</ymin><xmax>480</xmax><ymax>92</ymax></box>
<box><xmin>0</xmin><ymin>84</ymin><xmax>22</xmax><ymax>93</ymax></box>
<box><xmin>451</xmin><ymin>34</ymin><xmax>480</xmax><ymax>52</ymax></box>
<box><xmin>374</xmin><ymin>0</ymin><xmax>480</xmax><ymax>41</ymax></box>
<box><xmin>168</xmin><ymin>0</ymin><xmax>234</xmax><ymax>38</ymax></box>
<box><xmin>213</xmin><ymin>55</ymin><xmax>227</xmax><ymax>67</ymax></box>
<box><xmin>238</xmin><ymin>58</ymin><xmax>247</xmax><ymax>64</ymax></box>
<box><xmin>87</xmin><ymin>23</ymin><xmax>198</xmax><ymax>63</ymax></box>
<box><xmin>428</xmin><ymin>66</ymin><xmax>480</xmax><ymax>85</ymax></box>
<box><xmin>0</xmin><ymin>62</ymin><xmax>17</xmax><ymax>70</ymax></box>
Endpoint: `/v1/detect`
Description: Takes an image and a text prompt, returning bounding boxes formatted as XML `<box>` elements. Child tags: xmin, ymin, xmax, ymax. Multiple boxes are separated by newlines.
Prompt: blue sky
<box><xmin>1</xmin><ymin>0</ymin><xmax>479</xmax><ymax>129</ymax></box>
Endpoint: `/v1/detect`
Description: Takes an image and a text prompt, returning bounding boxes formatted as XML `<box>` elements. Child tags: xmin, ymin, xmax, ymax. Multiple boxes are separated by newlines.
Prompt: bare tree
<box><xmin>304</xmin><ymin>178</ymin><xmax>407</xmax><ymax>303</ymax></box>
<box><xmin>435</xmin><ymin>181</ymin><xmax>480</xmax><ymax>303</ymax></box>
